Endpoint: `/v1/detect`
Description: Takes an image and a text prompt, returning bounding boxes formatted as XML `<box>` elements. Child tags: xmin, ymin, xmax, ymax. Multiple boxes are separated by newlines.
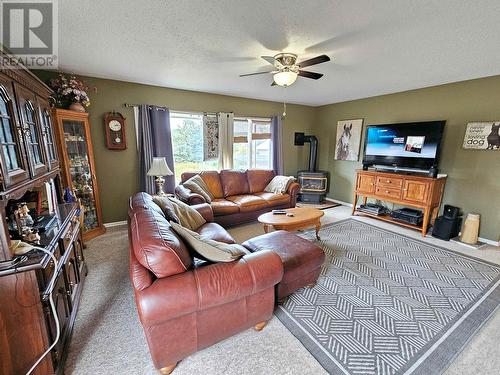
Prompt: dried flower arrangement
<box><xmin>49</xmin><ymin>73</ymin><xmax>90</xmax><ymax>110</ymax></box>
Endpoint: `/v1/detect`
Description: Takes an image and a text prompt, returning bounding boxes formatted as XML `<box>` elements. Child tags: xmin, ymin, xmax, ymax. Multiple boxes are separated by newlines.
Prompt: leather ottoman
<box><xmin>243</xmin><ymin>230</ymin><xmax>325</xmax><ymax>300</ymax></box>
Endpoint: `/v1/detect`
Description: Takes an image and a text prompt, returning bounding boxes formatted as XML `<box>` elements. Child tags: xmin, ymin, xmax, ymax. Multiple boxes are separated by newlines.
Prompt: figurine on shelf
<box><xmin>25</xmin><ymin>228</ymin><xmax>41</xmax><ymax>243</ymax></box>
<box><xmin>14</xmin><ymin>203</ymin><xmax>34</xmax><ymax>236</ymax></box>
<box><xmin>64</xmin><ymin>187</ymin><xmax>76</xmax><ymax>203</ymax></box>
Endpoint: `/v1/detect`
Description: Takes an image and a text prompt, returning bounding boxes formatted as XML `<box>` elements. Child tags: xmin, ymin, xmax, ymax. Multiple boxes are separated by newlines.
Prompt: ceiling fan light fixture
<box><xmin>273</xmin><ymin>71</ymin><xmax>298</xmax><ymax>87</ymax></box>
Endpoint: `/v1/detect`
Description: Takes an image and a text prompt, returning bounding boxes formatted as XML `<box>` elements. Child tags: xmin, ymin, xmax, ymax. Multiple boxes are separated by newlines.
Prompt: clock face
<box><xmin>109</xmin><ymin>120</ymin><xmax>122</xmax><ymax>132</ymax></box>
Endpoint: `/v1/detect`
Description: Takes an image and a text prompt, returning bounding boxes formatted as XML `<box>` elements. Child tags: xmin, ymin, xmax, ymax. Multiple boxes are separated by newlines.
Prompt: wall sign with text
<box><xmin>463</xmin><ymin>122</ymin><xmax>499</xmax><ymax>150</ymax></box>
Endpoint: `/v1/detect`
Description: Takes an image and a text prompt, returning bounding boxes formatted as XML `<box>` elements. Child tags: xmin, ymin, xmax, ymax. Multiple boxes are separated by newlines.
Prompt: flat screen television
<box><xmin>362</xmin><ymin>121</ymin><xmax>445</xmax><ymax>171</ymax></box>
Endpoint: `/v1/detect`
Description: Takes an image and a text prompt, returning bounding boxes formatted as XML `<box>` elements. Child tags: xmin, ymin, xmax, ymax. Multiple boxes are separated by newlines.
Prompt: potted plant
<box><xmin>49</xmin><ymin>73</ymin><xmax>90</xmax><ymax>112</ymax></box>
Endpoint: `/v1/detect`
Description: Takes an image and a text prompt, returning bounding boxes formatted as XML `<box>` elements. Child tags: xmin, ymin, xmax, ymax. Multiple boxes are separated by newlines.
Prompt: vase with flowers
<box><xmin>49</xmin><ymin>73</ymin><xmax>91</xmax><ymax>112</ymax></box>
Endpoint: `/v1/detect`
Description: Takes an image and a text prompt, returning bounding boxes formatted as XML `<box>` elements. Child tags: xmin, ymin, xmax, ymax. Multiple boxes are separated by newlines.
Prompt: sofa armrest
<box><xmin>192</xmin><ymin>203</ymin><xmax>214</xmax><ymax>222</ymax></box>
<box><xmin>287</xmin><ymin>181</ymin><xmax>300</xmax><ymax>205</ymax></box>
<box><xmin>136</xmin><ymin>250</ymin><xmax>283</xmax><ymax>326</ymax></box>
<box><xmin>175</xmin><ymin>184</ymin><xmax>206</xmax><ymax>205</ymax></box>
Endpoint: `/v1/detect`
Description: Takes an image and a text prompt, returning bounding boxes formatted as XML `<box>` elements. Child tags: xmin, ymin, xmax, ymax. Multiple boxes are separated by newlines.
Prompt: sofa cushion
<box><xmin>226</xmin><ymin>194</ymin><xmax>268</xmax><ymax>212</ymax></box>
<box><xmin>220</xmin><ymin>170</ymin><xmax>250</xmax><ymax>197</ymax></box>
<box><xmin>210</xmin><ymin>198</ymin><xmax>240</xmax><ymax>216</ymax></box>
<box><xmin>196</xmin><ymin>222</ymin><xmax>236</xmax><ymax>244</ymax></box>
<box><xmin>182</xmin><ymin>171</ymin><xmax>224</xmax><ymax>199</ymax></box>
<box><xmin>152</xmin><ymin>196</ymin><xmax>180</xmax><ymax>223</ymax></box>
<box><xmin>170</xmin><ymin>221</ymin><xmax>248</xmax><ymax>263</ymax></box>
<box><xmin>264</xmin><ymin>175</ymin><xmax>296</xmax><ymax>194</ymax></box>
<box><xmin>254</xmin><ymin>192</ymin><xmax>290</xmax><ymax>207</ymax></box>
<box><xmin>246</xmin><ymin>169</ymin><xmax>276</xmax><ymax>193</ymax></box>
<box><xmin>168</xmin><ymin>197</ymin><xmax>206</xmax><ymax>230</ymax></box>
<box><xmin>129</xmin><ymin>193</ymin><xmax>192</xmax><ymax>278</ymax></box>
<box><xmin>183</xmin><ymin>174</ymin><xmax>214</xmax><ymax>203</ymax></box>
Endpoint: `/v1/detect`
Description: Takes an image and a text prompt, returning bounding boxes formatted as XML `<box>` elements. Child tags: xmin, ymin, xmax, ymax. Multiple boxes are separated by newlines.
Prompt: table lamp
<box><xmin>147</xmin><ymin>157</ymin><xmax>173</xmax><ymax>196</ymax></box>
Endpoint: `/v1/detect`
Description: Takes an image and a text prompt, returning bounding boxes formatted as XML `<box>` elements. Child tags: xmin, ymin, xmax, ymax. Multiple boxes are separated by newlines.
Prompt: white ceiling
<box><xmin>58</xmin><ymin>0</ymin><xmax>500</xmax><ymax>106</ymax></box>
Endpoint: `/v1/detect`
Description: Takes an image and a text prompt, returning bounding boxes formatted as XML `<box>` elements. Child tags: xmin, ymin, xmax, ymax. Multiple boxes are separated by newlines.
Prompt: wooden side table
<box><xmin>258</xmin><ymin>207</ymin><xmax>325</xmax><ymax>240</ymax></box>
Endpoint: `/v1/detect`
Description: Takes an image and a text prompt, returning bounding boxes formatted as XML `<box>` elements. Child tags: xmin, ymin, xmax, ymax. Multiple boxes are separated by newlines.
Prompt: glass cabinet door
<box><xmin>62</xmin><ymin>119</ymin><xmax>99</xmax><ymax>232</ymax></box>
<box><xmin>14</xmin><ymin>83</ymin><xmax>48</xmax><ymax>177</ymax></box>
<box><xmin>0</xmin><ymin>76</ymin><xmax>30</xmax><ymax>187</ymax></box>
<box><xmin>38</xmin><ymin>101</ymin><xmax>59</xmax><ymax>170</ymax></box>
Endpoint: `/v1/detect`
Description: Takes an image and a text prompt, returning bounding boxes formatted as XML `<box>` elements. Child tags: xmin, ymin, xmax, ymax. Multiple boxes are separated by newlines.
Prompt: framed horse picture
<box><xmin>334</xmin><ymin>119</ymin><xmax>363</xmax><ymax>161</ymax></box>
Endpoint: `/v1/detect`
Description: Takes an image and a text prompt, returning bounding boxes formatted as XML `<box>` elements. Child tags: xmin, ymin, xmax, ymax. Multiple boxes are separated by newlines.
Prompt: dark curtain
<box><xmin>271</xmin><ymin>115</ymin><xmax>284</xmax><ymax>175</ymax></box>
<box><xmin>138</xmin><ymin>105</ymin><xmax>175</xmax><ymax>194</ymax></box>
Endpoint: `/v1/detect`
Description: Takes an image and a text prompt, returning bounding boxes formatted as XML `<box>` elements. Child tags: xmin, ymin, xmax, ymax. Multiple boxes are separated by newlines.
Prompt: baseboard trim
<box><xmin>324</xmin><ymin>197</ymin><xmax>498</xmax><ymax>246</ymax></box>
<box><xmin>477</xmin><ymin>237</ymin><xmax>500</xmax><ymax>247</ymax></box>
<box><xmin>103</xmin><ymin>220</ymin><xmax>127</xmax><ymax>228</ymax></box>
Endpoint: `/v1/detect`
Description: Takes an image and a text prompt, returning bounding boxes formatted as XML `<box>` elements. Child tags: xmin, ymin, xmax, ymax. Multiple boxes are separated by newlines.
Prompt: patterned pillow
<box><xmin>183</xmin><ymin>175</ymin><xmax>214</xmax><ymax>203</ymax></box>
<box><xmin>170</xmin><ymin>221</ymin><xmax>248</xmax><ymax>262</ymax></box>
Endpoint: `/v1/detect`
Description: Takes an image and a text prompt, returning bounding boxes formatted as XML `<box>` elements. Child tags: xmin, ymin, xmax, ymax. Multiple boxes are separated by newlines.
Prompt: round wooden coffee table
<box><xmin>258</xmin><ymin>207</ymin><xmax>325</xmax><ymax>240</ymax></box>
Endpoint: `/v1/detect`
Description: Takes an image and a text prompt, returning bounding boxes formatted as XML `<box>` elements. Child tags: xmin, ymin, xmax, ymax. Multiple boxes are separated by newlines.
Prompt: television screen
<box><xmin>362</xmin><ymin>121</ymin><xmax>445</xmax><ymax>170</ymax></box>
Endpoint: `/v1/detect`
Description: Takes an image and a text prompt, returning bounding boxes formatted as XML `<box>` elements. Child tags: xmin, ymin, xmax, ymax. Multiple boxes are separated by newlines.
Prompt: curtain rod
<box><xmin>125</xmin><ymin>103</ymin><xmax>230</xmax><ymax>117</ymax></box>
<box><xmin>124</xmin><ymin>103</ymin><xmax>168</xmax><ymax>111</ymax></box>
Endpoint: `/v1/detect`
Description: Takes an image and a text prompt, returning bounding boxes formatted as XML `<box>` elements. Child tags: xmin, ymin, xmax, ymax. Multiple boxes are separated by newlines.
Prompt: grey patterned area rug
<box><xmin>276</xmin><ymin>219</ymin><xmax>500</xmax><ymax>375</ymax></box>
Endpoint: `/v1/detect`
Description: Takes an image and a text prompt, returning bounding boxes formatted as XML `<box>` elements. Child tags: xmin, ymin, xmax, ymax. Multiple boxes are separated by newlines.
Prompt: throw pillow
<box><xmin>170</xmin><ymin>221</ymin><xmax>248</xmax><ymax>262</ymax></box>
<box><xmin>152</xmin><ymin>196</ymin><xmax>180</xmax><ymax>224</ymax></box>
<box><xmin>183</xmin><ymin>175</ymin><xmax>214</xmax><ymax>203</ymax></box>
<box><xmin>167</xmin><ymin>197</ymin><xmax>206</xmax><ymax>230</ymax></box>
<box><xmin>264</xmin><ymin>175</ymin><xmax>296</xmax><ymax>194</ymax></box>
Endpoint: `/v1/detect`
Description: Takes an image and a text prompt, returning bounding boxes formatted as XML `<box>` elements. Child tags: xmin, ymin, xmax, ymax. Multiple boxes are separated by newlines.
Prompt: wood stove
<box><xmin>294</xmin><ymin>133</ymin><xmax>329</xmax><ymax>203</ymax></box>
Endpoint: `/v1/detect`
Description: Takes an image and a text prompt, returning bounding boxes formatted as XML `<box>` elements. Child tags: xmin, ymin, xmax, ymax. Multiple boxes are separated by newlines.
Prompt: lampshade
<box><xmin>273</xmin><ymin>71</ymin><xmax>298</xmax><ymax>87</ymax></box>
<box><xmin>147</xmin><ymin>157</ymin><xmax>173</xmax><ymax>176</ymax></box>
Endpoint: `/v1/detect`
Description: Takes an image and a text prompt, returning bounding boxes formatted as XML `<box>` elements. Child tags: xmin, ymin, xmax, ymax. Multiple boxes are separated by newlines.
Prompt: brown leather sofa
<box><xmin>175</xmin><ymin>169</ymin><xmax>300</xmax><ymax>227</ymax></box>
<box><xmin>128</xmin><ymin>192</ymin><xmax>284</xmax><ymax>374</ymax></box>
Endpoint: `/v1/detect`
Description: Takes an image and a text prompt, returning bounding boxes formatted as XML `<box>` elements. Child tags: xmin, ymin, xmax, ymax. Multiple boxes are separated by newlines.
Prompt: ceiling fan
<box><xmin>240</xmin><ymin>53</ymin><xmax>330</xmax><ymax>87</ymax></box>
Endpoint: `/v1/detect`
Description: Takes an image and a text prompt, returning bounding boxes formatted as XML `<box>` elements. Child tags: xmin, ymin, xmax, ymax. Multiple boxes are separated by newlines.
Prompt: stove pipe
<box><xmin>294</xmin><ymin>132</ymin><xmax>318</xmax><ymax>172</ymax></box>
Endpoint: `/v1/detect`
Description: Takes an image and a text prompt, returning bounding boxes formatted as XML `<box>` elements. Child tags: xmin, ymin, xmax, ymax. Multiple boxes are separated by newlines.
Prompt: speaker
<box><xmin>443</xmin><ymin>204</ymin><xmax>461</xmax><ymax>220</ymax></box>
<box><xmin>428</xmin><ymin>166</ymin><xmax>438</xmax><ymax>178</ymax></box>
<box><xmin>432</xmin><ymin>216</ymin><xmax>462</xmax><ymax>241</ymax></box>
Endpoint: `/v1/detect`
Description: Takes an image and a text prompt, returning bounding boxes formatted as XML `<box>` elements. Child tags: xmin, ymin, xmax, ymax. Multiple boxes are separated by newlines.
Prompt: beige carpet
<box><xmin>65</xmin><ymin>206</ymin><xmax>500</xmax><ymax>374</ymax></box>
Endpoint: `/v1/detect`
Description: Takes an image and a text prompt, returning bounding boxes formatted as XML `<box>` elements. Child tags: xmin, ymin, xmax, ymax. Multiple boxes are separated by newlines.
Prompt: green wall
<box><xmin>316</xmin><ymin>75</ymin><xmax>500</xmax><ymax>241</ymax></box>
<box><xmin>34</xmin><ymin>71</ymin><xmax>317</xmax><ymax>224</ymax></box>
<box><xmin>34</xmin><ymin>70</ymin><xmax>499</xmax><ymax>241</ymax></box>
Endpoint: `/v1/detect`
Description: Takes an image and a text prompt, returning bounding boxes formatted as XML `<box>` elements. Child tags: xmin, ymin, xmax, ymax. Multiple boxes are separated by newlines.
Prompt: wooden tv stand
<box><xmin>352</xmin><ymin>169</ymin><xmax>447</xmax><ymax>236</ymax></box>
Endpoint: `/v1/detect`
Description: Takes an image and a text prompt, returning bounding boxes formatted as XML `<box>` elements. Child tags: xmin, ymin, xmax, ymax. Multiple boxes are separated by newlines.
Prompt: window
<box><xmin>170</xmin><ymin>111</ymin><xmax>218</xmax><ymax>182</ymax></box>
<box><xmin>233</xmin><ymin>117</ymin><xmax>272</xmax><ymax>170</ymax></box>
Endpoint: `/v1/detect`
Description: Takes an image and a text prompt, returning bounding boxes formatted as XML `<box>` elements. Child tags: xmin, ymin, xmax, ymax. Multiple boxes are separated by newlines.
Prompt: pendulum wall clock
<box><xmin>103</xmin><ymin>112</ymin><xmax>127</xmax><ymax>150</ymax></box>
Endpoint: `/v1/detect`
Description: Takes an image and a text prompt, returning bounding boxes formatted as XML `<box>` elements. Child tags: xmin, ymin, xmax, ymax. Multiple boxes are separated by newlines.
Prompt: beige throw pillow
<box><xmin>170</xmin><ymin>221</ymin><xmax>247</xmax><ymax>262</ymax></box>
<box><xmin>167</xmin><ymin>197</ymin><xmax>206</xmax><ymax>230</ymax></box>
<box><xmin>183</xmin><ymin>175</ymin><xmax>214</xmax><ymax>203</ymax></box>
<box><xmin>264</xmin><ymin>175</ymin><xmax>295</xmax><ymax>194</ymax></box>
<box><xmin>152</xmin><ymin>196</ymin><xmax>180</xmax><ymax>223</ymax></box>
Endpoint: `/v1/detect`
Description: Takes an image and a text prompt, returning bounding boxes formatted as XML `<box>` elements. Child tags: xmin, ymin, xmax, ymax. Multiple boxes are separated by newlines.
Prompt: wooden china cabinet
<box><xmin>52</xmin><ymin>109</ymin><xmax>105</xmax><ymax>240</ymax></box>
<box><xmin>0</xmin><ymin>50</ymin><xmax>87</xmax><ymax>375</ymax></box>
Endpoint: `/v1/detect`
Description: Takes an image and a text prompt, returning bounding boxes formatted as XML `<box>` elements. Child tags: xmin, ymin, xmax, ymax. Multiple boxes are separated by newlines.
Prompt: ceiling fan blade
<box><xmin>298</xmin><ymin>70</ymin><xmax>323</xmax><ymax>79</ymax></box>
<box><xmin>240</xmin><ymin>70</ymin><xmax>275</xmax><ymax>77</ymax></box>
<box><xmin>297</xmin><ymin>54</ymin><xmax>330</xmax><ymax>68</ymax></box>
<box><xmin>261</xmin><ymin>55</ymin><xmax>284</xmax><ymax>69</ymax></box>
<box><xmin>261</xmin><ymin>56</ymin><xmax>276</xmax><ymax>65</ymax></box>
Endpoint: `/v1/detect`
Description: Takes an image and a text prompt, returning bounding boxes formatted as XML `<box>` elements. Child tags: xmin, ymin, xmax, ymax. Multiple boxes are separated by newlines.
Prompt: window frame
<box><xmin>233</xmin><ymin>116</ymin><xmax>272</xmax><ymax>170</ymax></box>
<box><xmin>169</xmin><ymin>110</ymin><xmax>218</xmax><ymax>182</ymax></box>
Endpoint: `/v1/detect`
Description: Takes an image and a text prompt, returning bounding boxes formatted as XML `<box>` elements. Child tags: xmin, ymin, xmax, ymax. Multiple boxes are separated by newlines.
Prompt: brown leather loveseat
<box><xmin>175</xmin><ymin>169</ymin><xmax>300</xmax><ymax>227</ymax></box>
<box><xmin>128</xmin><ymin>192</ymin><xmax>325</xmax><ymax>374</ymax></box>
<box><xmin>128</xmin><ymin>192</ymin><xmax>284</xmax><ymax>374</ymax></box>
